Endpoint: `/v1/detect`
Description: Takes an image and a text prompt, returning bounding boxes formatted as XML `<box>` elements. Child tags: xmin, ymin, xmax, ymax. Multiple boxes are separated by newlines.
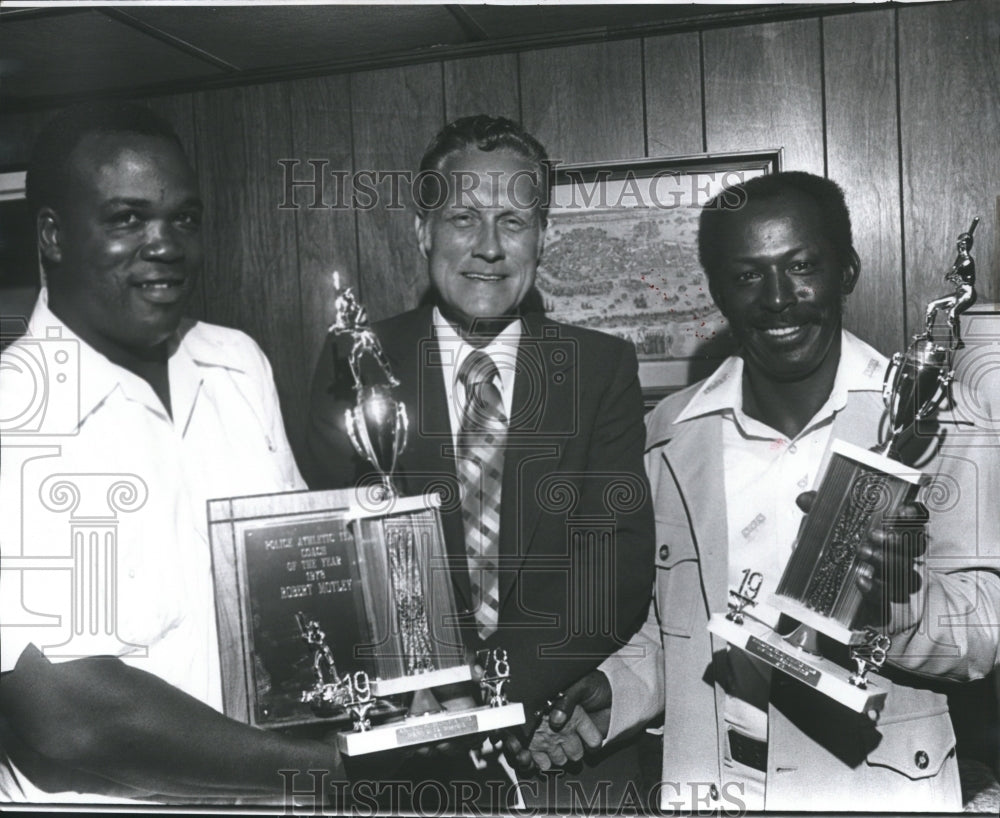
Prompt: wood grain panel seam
<box><xmin>439</xmin><ymin>60</ymin><xmax>449</xmax><ymax>126</ymax></box>
<box><xmin>697</xmin><ymin>30</ymin><xmax>707</xmax><ymax>154</ymax></box>
<box><xmin>282</xmin><ymin>88</ymin><xmax>308</xmax><ymax>380</ymax></box>
<box><xmin>892</xmin><ymin>7</ymin><xmax>909</xmax><ymax>341</ymax></box>
<box><xmin>640</xmin><ymin>37</ymin><xmax>649</xmax><ymax>157</ymax></box>
<box><xmin>819</xmin><ymin>17</ymin><xmax>828</xmax><ymax>179</ymax></box>
<box><xmin>515</xmin><ymin>52</ymin><xmax>524</xmax><ymax>127</ymax></box>
<box><xmin>346</xmin><ymin>76</ymin><xmax>364</xmax><ymax>305</ymax></box>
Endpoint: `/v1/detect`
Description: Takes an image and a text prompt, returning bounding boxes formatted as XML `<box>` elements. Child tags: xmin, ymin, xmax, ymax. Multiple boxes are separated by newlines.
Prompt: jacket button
<box><xmin>659</xmin><ymin>544</ymin><xmax>670</xmax><ymax>560</ymax></box>
<box><xmin>709</xmin><ymin>784</ymin><xmax>719</xmax><ymax>800</ymax></box>
<box><xmin>914</xmin><ymin>750</ymin><xmax>929</xmax><ymax>769</ymax></box>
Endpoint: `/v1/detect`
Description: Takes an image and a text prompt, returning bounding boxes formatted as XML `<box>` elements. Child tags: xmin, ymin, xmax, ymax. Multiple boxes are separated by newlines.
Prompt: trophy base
<box><xmin>336</xmin><ymin>702</ymin><xmax>525</xmax><ymax>755</ymax></box>
<box><xmin>708</xmin><ymin>613</ymin><xmax>887</xmax><ymax>714</ymax></box>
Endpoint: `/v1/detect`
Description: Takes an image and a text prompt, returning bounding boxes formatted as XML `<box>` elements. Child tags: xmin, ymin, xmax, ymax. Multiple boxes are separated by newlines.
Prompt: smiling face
<box><xmin>41</xmin><ymin>132</ymin><xmax>203</xmax><ymax>356</ymax></box>
<box><xmin>707</xmin><ymin>191</ymin><xmax>859</xmax><ymax>384</ymax></box>
<box><xmin>415</xmin><ymin>146</ymin><xmax>546</xmax><ymax>333</ymax></box>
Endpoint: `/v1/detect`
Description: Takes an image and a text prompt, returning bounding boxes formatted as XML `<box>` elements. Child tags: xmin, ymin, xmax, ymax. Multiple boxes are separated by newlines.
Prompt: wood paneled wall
<box><xmin>3</xmin><ymin>0</ymin><xmax>997</xmax><ymax>471</ymax></box>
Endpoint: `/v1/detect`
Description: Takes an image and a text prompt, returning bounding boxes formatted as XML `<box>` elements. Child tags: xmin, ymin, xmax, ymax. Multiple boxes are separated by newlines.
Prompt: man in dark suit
<box><xmin>307</xmin><ymin>115</ymin><xmax>655</xmax><ymax>807</ymax></box>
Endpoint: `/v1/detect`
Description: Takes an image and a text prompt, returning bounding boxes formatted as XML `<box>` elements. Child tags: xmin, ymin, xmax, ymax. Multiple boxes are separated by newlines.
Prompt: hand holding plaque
<box><xmin>708</xmin><ymin>219</ymin><xmax>981</xmax><ymax>714</ymax></box>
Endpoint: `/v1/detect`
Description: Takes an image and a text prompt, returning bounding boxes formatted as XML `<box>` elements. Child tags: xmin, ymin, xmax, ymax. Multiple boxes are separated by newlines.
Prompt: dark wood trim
<box><xmin>0</xmin><ymin>2</ymin><xmax>929</xmax><ymax>114</ymax></box>
<box><xmin>0</xmin><ymin>7</ymin><xmax>84</xmax><ymax>20</ymax></box>
<box><xmin>444</xmin><ymin>4</ymin><xmax>491</xmax><ymax>43</ymax></box>
<box><xmin>97</xmin><ymin>7</ymin><xmax>242</xmax><ymax>73</ymax></box>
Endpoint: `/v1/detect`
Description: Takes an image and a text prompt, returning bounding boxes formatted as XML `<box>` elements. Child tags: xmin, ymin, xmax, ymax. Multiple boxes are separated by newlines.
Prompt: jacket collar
<box><xmin>674</xmin><ymin>330</ymin><xmax>887</xmax><ymax>431</ymax></box>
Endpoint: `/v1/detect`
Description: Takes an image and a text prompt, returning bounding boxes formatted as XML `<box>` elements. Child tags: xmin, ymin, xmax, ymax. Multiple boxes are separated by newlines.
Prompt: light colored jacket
<box><xmin>601</xmin><ymin>360</ymin><xmax>1000</xmax><ymax>811</ymax></box>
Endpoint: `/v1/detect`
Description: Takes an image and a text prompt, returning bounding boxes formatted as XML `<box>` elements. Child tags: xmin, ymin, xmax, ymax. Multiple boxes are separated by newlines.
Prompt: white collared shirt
<box><xmin>432</xmin><ymin>307</ymin><xmax>521</xmax><ymax>444</ymax></box>
<box><xmin>676</xmin><ymin>330</ymin><xmax>887</xmax><ymax>802</ymax></box>
<box><xmin>0</xmin><ymin>289</ymin><xmax>305</xmax><ymax>709</ymax></box>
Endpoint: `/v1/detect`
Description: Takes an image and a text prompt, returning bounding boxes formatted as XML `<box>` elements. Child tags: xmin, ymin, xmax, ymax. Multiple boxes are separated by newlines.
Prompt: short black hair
<box><xmin>416</xmin><ymin>114</ymin><xmax>550</xmax><ymax>223</ymax></box>
<box><xmin>26</xmin><ymin>100</ymin><xmax>185</xmax><ymax>214</ymax></box>
<box><xmin>698</xmin><ymin>171</ymin><xmax>854</xmax><ymax>278</ymax></box>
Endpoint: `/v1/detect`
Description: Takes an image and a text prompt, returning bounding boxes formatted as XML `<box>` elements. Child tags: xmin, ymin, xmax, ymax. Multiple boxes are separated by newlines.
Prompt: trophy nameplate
<box><xmin>709</xmin><ymin>219</ymin><xmax>981</xmax><ymax>714</ymax></box>
<box><xmin>209</xmin><ymin>273</ymin><xmax>523</xmax><ymax>753</ymax></box>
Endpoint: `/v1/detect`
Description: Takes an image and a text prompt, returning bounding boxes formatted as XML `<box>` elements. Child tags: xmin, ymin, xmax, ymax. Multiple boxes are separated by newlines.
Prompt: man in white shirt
<box><xmin>0</xmin><ymin>101</ymin><xmax>344</xmax><ymax>804</ymax></box>
<box><xmin>524</xmin><ymin>171</ymin><xmax>1000</xmax><ymax>811</ymax></box>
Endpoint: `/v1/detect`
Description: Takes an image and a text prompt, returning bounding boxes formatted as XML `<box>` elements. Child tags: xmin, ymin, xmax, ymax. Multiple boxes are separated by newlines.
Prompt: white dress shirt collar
<box><xmin>27</xmin><ymin>287</ymin><xmax>255</xmax><ymax>430</ymax></box>
<box><xmin>432</xmin><ymin>306</ymin><xmax>522</xmax><ymax>435</ymax></box>
<box><xmin>674</xmin><ymin>329</ymin><xmax>887</xmax><ymax>438</ymax></box>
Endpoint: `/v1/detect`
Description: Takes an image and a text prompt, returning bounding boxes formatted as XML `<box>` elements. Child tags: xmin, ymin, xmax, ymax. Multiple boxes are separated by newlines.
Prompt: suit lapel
<box><xmin>497</xmin><ymin>315</ymin><xmax>576</xmax><ymax>608</ymax></box>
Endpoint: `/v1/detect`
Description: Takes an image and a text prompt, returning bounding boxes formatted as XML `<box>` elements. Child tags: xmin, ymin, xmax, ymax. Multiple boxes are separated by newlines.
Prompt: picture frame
<box><xmin>534</xmin><ymin>149</ymin><xmax>783</xmax><ymax>408</ymax></box>
<box><xmin>0</xmin><ymin>169</ymin><xmax>39</xmax><ymax>345</ymax></box>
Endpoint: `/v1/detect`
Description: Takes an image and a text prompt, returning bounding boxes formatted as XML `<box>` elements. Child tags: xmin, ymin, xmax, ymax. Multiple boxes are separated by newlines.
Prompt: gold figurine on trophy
<box><xmin>330</xmin><ymin>271</ymin><xmax>406</xmax><ymax>498</ymax></box>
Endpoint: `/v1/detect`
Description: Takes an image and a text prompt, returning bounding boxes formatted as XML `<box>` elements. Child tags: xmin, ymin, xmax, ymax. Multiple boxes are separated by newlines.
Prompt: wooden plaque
<box><xmin>207</xmin><ymin>489</ymin><xmax>466</xmax><ymax>730</ymax></box>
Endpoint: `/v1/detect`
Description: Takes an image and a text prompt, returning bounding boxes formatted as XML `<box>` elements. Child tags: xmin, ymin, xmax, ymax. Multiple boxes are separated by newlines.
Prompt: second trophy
<box><xmin>708</xmin><ymin>219</ymin><xmax>980</xmax><ymax>714</ymax></box>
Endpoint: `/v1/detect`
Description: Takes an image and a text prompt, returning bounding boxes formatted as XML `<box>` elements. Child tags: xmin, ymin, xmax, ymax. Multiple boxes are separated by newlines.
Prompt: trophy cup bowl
<box><xmin>708</xmin><ymin>221</ymin><xmax>978</xmax><ymax>715</ymax></box>
<box><xmin>344</xmin><ymin>384</ymin><xmax>408</xmax><ymax>497</ymax></box>
<box><xmin>883</xmin><ymin>338</ymin><xmax>950</xmax><ymax>445</ymax></box>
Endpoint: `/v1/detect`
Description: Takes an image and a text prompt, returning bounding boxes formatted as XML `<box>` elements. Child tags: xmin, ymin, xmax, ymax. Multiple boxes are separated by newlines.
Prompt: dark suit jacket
<box><xmin>306</xmin><ymin>306</ymin><xmax>654</xmax><ymax>714</ymax></box>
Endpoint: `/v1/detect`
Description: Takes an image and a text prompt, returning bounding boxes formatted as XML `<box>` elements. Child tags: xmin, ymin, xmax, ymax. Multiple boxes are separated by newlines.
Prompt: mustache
<box><xmin>752</xmin><ymin>306</ymin><xmax>826</xmax><ymax>329</ymax></box>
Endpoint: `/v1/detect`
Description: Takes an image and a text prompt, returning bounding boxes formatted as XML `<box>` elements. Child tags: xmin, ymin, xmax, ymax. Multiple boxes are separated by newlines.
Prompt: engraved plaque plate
<box><xmin>241</xmin><ymin>516</ymin><xmax>366</xmax><ymax>727</ymax></box>
<box><xmin>708</xmin><ymin>612</ymin><xmax>887</xmax><ymax>713</ymax></box>
<box><xmin>745</xmin><ymin>635</ymin><xmax>821</xmax><ymax>687</ymax></box>
<box><xmin>397</xmin><ymin>714</ymin><xmax>479</xmax><ymax>743</ymax></box>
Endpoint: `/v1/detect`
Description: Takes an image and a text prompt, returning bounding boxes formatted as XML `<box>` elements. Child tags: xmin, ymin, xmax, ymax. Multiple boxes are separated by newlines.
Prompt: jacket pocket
<box><xmin>865</xmin><ymin>710</ymin><xmax>956</xmax><ymax>780</ymax></box>
<box><xmin>654</xmin><ymin>517</ymin><xmax>702</xmax><ymax>638</ymax></box>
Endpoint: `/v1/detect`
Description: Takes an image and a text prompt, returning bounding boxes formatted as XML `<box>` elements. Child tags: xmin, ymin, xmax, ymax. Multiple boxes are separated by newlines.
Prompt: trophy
<box><xmin>296</xmin><ymin>273</ymin><xmax>524</xmax><ymax>755</ymax></box>
<box><xmin>208</xmin><ymin>274</ymin><xmax>524</xmax><ymax>753</ymax></box>
<box><xmin>329</xmin><ymin>272</ymin><xmax>406</xmax><ymax>499</ymax></box>
<box><xmin>708</xmin><ymin>219</ymin><xmax>980</xmax><ymax>714</ymax></box>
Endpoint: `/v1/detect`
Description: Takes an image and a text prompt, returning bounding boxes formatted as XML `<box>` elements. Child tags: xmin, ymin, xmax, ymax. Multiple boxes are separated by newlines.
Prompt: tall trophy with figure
<box><xmin>208</xmin><ymin>273</ymin><xmax>523</xmax><ymax>755</ymax></box>
<box><xmin>708</xmin><ymin>219</ymin><xmax>981</xmax><ymax>714</ymax></box>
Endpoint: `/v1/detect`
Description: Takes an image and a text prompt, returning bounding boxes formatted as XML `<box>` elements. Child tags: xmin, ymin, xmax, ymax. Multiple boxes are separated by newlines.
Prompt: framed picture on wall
<box><xmin>534</xmin><ymin>149</ymin><xmax>782</xmax><ymax>406</ymax></box>
<box><xmin>0</xmin><ymin>169</ymin><xmax>39</xmax><ymax>346</ymax></box>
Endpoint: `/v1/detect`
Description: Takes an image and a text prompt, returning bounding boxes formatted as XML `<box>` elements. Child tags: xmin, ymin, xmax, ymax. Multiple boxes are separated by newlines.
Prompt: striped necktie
<box><xmin>456</xmin><ymin>349</ymin><xmax>507</xmax><ymax>640</ymax></box>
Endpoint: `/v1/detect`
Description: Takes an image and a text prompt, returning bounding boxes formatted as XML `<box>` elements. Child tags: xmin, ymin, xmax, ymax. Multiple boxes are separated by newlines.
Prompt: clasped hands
<box><xmin>502</xmin><ymin>670</ymin><xmax>612</xmax><ymax>774</ymax></box>
<box><xmin>409</xmin><ymin>667</ymin><xmax>614</xmax><ymax>775</ymax></box>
